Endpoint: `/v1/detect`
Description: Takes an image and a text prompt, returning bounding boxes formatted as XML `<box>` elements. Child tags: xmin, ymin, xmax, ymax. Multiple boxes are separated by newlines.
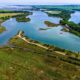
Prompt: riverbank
<box><xmin>44</xmin><ymin>21</ymin><xmax>59</xmax><ymax>27</ymax></box>
<box><xmin>60</xmin><ymin>19</ymin><xmax>80</xmax><ymax>37</ymax></box>
<box><xmin>0</xmin><ymin>26</ymin><xmax>6</xmax><ymax>33</ymax></box>
<box><xmin>0</xmin><ymin>13</ymin><xmax>24</xmax><ymax>33</ymax></box>
<box><xmin>2</xmin><ymin>31</ymin><xmax>79</xmax><ymax>80</ymax></box>
<box><xmin>17</xmin><ymin>31</ymin><xmax>80</xmax><ymax>57</ymax></box>
<box><xmin>0</xmin><ymin>10</ymin><xmax>32</xmax><ymax>22</ymax></box>
<box><xmin>46</xmin><ymin>10</ymin><xmax>80</xmax><ymax>37</ymax></box>
<box><xmin>0</xmin><ymin>11</ymin><xmax>32</xmax><ymax>33</ymax></box>
<box><xmin>17</xmin><ymin>31</ymin><xmax>48</xmax><ymax>50</ymax></box>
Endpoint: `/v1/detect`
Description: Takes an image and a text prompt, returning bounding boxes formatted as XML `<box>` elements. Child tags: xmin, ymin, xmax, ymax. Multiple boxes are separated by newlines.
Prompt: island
<box><xmin>0</xmin><ymin>11</ymin><xmax>30</xmax><ymax>34</ymax></box>
<box><xmin>0</xmin><ymin>11</ymin><xmax>32</xmax><ymax>33</ymax></box>
<box><xmin>16</xmin><ymin>17</ymin><xmax>31</xmax><ymax>22</ymax></box>
<box><xmin>46</xmin><ymin>9</ymin><xmax>80</xmax><ymax>37</ymax></box>
<box><xmin>44</xmin><ymin>21</ymin><xmax>59</xmax><ymax>27</ymax></box>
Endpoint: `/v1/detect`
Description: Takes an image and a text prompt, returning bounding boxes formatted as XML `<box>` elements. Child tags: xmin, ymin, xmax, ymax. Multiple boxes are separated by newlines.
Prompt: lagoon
<box><xmin>1</xmin><ymin>11</ymin><xmax>80</xmax><ymax>52</ymax></box>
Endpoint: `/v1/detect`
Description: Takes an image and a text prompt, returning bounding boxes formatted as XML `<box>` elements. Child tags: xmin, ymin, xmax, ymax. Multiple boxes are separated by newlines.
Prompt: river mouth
<box><xmin>0</xmin><ymin>11</ymin><xmax>80</xmax><ymax>52</ymax></box>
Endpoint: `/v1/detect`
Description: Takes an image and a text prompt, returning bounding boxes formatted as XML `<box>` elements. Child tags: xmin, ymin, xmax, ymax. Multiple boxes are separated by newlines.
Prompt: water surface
<box><xmin>69</xmin><ymin>11</ymin><xmax>80</xmax><ymax>24</ymax></box>
<box><xmin>1</xmin><ymin>11</ymin><xmax>80</xmax><ymax>52</ymax></box>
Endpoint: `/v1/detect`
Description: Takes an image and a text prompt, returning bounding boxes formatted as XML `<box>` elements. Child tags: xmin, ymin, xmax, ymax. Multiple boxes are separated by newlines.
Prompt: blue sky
<box><xmin>0</xmin><ymin>0</ymin><xmax>80</xmax><ymax>5</ymax></box>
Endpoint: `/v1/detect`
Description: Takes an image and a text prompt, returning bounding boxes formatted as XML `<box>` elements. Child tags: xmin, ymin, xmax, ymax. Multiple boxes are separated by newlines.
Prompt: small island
<box><xmin>16</xmin><ymin>16</ymin><xmax>31</xmax><ymax>22</ymax></box>
<box><xmin>39</xmin><ymin>27</ymin><xmax>52</xmax><ymax>30</ymax></box>
<box><xmin>15</xmin><ymin>12</ymin><xmax>31</xmax><ymax>22</ymax></box>
<box><xmin>44</xmin><ymin>21</ymin><xmax>59</xmax><ymax>27</ymax></box>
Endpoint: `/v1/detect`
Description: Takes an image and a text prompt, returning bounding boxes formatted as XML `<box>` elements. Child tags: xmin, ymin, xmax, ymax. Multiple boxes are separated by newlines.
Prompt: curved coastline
<box><xmin>0</xmin><ymin>11</ymin><xmax>80</xmax><ymax>52</ymax></box>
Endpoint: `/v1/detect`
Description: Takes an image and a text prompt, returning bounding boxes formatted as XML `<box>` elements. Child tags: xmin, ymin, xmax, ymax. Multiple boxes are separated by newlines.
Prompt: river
<box><xmin>1</xmin><ymin>11</ymin><xmax>80</xmax><ymax>52</ymax></box>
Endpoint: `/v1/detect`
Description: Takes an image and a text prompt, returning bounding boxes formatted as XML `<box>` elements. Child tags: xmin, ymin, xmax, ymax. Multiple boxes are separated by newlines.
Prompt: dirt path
<box><xmin>17</xmin><ymin>31</ymin><xmax>66</xmax><ymax>55</ymax></box>
<box><xmin>55</xmin><ymin>51</ymin><xmax>65</xmax><ymax>55</ymax></box>
<box><xmin>17</xmin><ymin>31</ymin><xmax>48</xmax><ymax>50</ymax></box>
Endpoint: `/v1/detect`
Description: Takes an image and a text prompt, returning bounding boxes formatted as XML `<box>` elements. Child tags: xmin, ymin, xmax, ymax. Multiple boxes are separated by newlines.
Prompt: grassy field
<box><xmin>0</xmin><ymin>36</ymin><xmax>79</xmax><ymax>80</ymax></box>
<box><xmin>0</xmin><ymin>13</ymin><xmax>22</xmax><ymax>18</ymax></box>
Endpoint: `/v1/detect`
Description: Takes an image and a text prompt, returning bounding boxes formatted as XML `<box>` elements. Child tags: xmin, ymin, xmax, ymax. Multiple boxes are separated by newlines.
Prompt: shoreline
<box><xmin>0</xmin><ymin>11</ymin><xmax>80</xmax><ymax>54</ymax></box>
<box><xmin>17</xmin><ymin>31</ymin><xmax>49</xmax><ymax>50</ymax></box>
<box><xmin>16</xmin><ymin>31</ymin><xmax>80</xmax><ymax>57</ymax></box>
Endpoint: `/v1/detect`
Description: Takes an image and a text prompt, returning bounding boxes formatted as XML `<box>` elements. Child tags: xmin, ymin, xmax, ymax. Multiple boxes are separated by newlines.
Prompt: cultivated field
<box><xmin>0</xmin><ymin>13</ymin><xmax>22</xmax><ymax>17</ymax></box>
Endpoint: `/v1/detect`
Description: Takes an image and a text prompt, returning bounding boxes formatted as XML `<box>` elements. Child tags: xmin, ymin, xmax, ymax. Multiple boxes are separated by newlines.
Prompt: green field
<box><xmin>0</xmin><ymin>36</ymin><xmax>79</xmax><ymax>80</ymax></box>
<box><xmin>0</xmin><ymin>13</ymin><xmax>22</xmax><ymax>17</ymax></box>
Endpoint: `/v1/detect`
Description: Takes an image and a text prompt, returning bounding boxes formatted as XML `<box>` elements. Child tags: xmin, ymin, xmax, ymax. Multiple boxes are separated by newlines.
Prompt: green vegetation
<box><xmin>70</xmin><ymin>30</ymin><xmax>80</xmax><ymax>37</ymax></box>
<box><xmin>44</xmin><ymin>21</ymin><xmax>59</xmax><ymax>27</ymax></box>
<box><xmin>0</xmin><ymin>10</ymin><xmax>32</xmax><ymax>22</ymax></box>
<box><xmin>0</xmin><ymin>12</ymin><xmax>29</xmax><ymax>34</ymax></box>
<box><xmin>0</xmin><ymin>10</ymin><xmax>31</xmax><ymax>13</ymax></box>
<box><xmin>0</xmin><ymin>36</ymin><xmax>79</xmax><ymax>80</ymax></box>
<box><xmin>47</xmin><ymin>10</ymin><xmax>72</xmax><ymax>20</ymax></box>
<box><xmin>0</xmin><ymin>26</ymin><xmax>6</xmax><ymax>33</ymax></box>
<box><xmin>0</xmin><ymin>13</ymin><xmax>25</xmax><ymax>22</ymax></box>
<box><xmin>16</xmin><ymin>17</ymin><xmax>30</xmax><ymax>22</ymax></box>
<box><xmin>46</xmin><ymin>10</ymin><xmax>80</xmax><ymax>37</ymax></box>
<box><xmin>0</xmin><ymin>13</ymin><xmax>22</xmax><ymax>17</ymax></box>
<box><xmin>39</xmin><ymin>28</ymin><xmax>51</xmax><ymax>30</ymax></box>
<box><xmin>15</xmin><ymin>12</ymin><xmax>32</xmax><ymax>22</ymax></box>
<box><xmin>61</xmin><ymin>27</ymin><xmax>69</xmax><ymax>32</ymax></box>
<box><xmin>35</xmin><ymin>5</ymin><xmax>80</xmax><ymax>11</ymax></box>
<box><xmin>60</xmin><ymin>19</ymin><xmax>80</xmax><ymax>37</ymax></box>
<box><xmin>46</xmin><ymin>9</ymin><xmax>80</xmax><ymax>37</ymax></box>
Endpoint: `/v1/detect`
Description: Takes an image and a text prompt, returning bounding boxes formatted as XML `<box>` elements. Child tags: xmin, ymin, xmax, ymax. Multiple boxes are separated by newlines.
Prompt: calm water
<box><xmin>1</xmin><ymin>11</ymin><xmax>80</xmax><ymax>52</ymax></box>
<box><xmin>69</xmin><ymin>11</ymin><xmax>80</xmax><ymax>24</ymax></box>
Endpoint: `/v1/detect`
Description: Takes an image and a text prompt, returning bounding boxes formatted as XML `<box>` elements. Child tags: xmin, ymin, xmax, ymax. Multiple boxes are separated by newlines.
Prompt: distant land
<box><xmin>0</xmin><ymin>5</ymin><xmax>80</xmax><ymax>11</ymax></box>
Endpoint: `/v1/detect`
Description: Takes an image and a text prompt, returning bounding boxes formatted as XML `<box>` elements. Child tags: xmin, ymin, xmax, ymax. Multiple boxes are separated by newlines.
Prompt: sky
<box><xmin>0</xmin><ymin>0</ymin><xmax>80</xmax><ymax>5</ymax></box>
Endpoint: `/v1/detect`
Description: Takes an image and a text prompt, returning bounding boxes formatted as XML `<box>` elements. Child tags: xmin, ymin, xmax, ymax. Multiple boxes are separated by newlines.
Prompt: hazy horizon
<box><xmin>0</xmin><ymin>0</ymin><xmax>80</xmax><ymax>5</ymax></box>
